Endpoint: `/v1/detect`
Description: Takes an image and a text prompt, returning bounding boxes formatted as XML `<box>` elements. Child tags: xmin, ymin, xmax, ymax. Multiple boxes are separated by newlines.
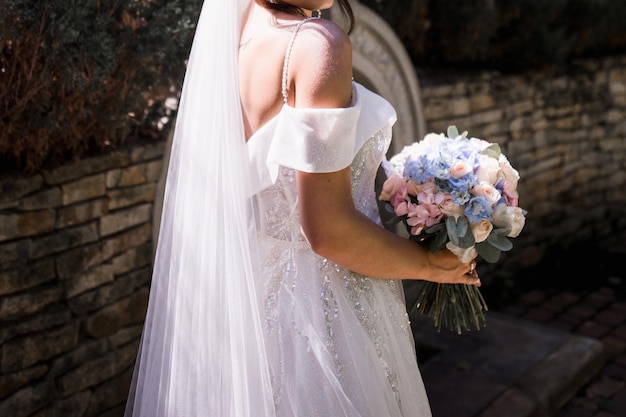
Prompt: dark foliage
<box><xmin>0</xmin><ymin>0</ymin><xmax>202</xmax><ymax>172</ymax></box>
<box><xmin>361</xmin><ymin>0</ymin><xmax>626</xmax><ymax>73</ymax></box>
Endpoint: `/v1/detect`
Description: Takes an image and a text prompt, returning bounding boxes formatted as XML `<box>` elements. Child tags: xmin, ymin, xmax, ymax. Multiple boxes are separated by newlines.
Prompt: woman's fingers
<box><xmin>466</xmin><ymin>272</ymin><xmax>481</xmax><ymax>286</ymax></box>
<box><xmin>461</xmin><ymin>260</ymin><xmax>480</xmax><ymax>286</ymax></box>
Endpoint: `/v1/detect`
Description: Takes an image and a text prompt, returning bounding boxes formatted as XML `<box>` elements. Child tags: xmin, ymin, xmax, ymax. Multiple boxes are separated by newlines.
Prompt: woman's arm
<box><xmin>297</xmin><ymin>168</ymin><xmax>478</xmax><ymax>283</ymax></box>
<box><xmin>290</xmin><ymin>19</ymin><xmax>479</xmax><ymax>284</ymax></box>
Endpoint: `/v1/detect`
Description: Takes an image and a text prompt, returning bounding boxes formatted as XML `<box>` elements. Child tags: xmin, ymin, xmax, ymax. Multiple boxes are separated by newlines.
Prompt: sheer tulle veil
<box><xmin>124</xmin><ymin>0</ymin><xmax>276</xmax><ymax>416</ymax></box>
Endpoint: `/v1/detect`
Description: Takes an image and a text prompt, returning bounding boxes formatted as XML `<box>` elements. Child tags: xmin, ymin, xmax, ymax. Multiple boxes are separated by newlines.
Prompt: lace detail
<box><xmin>351</xmin><ymin>124</ymin><xmax>392</xmax><ymax>220</ymax></box>
<box><xmin>256</xmin><ymin>167</ymin><xmax>304</xmax><ymax>243</ymax></box>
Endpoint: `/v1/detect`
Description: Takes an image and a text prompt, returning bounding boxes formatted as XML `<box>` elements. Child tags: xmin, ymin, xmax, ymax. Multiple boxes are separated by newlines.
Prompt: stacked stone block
<box><xmin>0</xmin><ymin>142</ymin><xmax>164</xmax><ymax>417</ymax></box>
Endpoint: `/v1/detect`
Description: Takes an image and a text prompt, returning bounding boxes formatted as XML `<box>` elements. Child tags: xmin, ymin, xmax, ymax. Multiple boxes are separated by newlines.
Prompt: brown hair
<box><xmin>263</xmin><ymin>1</ymin><xmax>355</xmax><ymax>34</ymax></box>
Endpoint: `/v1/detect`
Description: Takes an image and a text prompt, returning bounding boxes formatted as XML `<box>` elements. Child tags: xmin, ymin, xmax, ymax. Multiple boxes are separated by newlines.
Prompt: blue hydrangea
<box><xmin>464</xmin><ymin>196</ymin><xmax>494</xmax><ymax>223</ymax></box>
<box><xmin>403</xmin><ymin>156</ymin><xmax>433</xmax><ymax>184</ymax></box>
<box><xmin>430</xmin><ymin>153</ymin><xmax>453</xmax><ymax>180</ymax></box>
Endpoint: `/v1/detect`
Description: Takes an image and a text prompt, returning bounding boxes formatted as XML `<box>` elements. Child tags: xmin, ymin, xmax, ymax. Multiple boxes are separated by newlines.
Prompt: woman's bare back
<box><xmin>239</xmin><ymin>5</ymin><xmax>353</xmax><ymax>141</ymax></box>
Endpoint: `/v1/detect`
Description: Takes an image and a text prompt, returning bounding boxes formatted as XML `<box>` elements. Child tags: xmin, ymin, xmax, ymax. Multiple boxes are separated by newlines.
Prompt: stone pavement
<box><xmin>407</xmin><ymin>274</ymin><xmax>626</xmax><ymax>417</ymax></box>
<box><xmin>499</xmin><ymin>285</ymin><xmax>626</xmax><ymax>417</ymax></box>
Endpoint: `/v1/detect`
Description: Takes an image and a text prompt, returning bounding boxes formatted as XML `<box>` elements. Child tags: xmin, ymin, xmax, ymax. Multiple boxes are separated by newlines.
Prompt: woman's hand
<box><xmin>421</xmin><ymin>248</ymin><xmax>481</xmax><ymax>286</ymax></box>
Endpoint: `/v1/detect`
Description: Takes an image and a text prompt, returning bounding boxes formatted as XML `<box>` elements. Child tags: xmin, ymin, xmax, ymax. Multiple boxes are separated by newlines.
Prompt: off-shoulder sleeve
<box><xmin>268</xmin><ymin>83</ymin><xmax>396</xmax><ymax>173</ymax></box>
<box><xmin>268</xmin><ymin>104</ymin><xmax>360</xmax><ymax>173</ymax></box>
<box><xmin>247</xmin><ymin>83</ymin><xmax>396</xmax><ymax>195</ymax></box>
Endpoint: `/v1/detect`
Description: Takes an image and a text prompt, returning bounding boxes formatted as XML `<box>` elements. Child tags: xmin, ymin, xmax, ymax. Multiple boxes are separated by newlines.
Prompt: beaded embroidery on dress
<box><xmin>245</xmin><ymin>18</ymin><xmax>432</xmax><ymax>417</ymax></box>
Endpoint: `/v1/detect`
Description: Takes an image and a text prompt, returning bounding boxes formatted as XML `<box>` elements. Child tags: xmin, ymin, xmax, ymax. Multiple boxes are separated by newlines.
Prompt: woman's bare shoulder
<box><xmin>295</xmin><ymin>18</ymin><xmax>351</xmax><ymax>66</ymax></box>
<box><xmin>289</xmin><ymin>18</ymin><xmax>353</xmax><ymax>107</ymax></box>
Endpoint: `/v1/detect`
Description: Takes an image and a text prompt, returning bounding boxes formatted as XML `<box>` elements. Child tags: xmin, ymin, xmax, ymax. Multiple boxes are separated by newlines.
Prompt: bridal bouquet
<box><xmin>380</xmin><ymin>126</ymin><xmax>526</xmax><ymax>333</ymax></box>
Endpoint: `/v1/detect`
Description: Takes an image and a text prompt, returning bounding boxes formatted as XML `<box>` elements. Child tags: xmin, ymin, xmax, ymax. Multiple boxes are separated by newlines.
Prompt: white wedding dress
<box><xmin>125</xmin><ymin>6</ymin><xmax>432</xmax><ymax>416</ymax></box>
<box><xmin>244</xmin><ymin>20</ymin><xmax>432</xmax><ymax>417</ymax></box>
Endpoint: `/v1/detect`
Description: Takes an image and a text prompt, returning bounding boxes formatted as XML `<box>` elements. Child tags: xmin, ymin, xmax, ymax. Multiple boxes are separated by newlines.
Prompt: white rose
<box><xmin>497</xmin><ymin>160</ymin><xmax>520</xmax><ymax>190</ymax></box>
<box><xmin>469</xmin><ymin>137</ymin><xmax>491</xmax><ymax>150</ymax></box>
<box><xmin>475</xmin><ymin>154</ymin><xmax>499</xmax><ymax>184</ymax></box>
<box><xmin>445</xmin><ymin>242</ymin><xmax>476</xmax><ymax>263</ymax></box>
<box><xmin>492</xmin><ymin>204</ymin><xmax>526</xmax><ymax>238</ymax></box>
<box><xmin>422</xmin><ymin>133</ymin><xmax>446</xmax><ymax>147</ymax></box>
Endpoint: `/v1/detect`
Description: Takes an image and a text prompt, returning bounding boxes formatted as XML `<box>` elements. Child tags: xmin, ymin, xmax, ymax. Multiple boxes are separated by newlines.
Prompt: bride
<box><xmin>124</xmin><ymin>1</ymin><xmax>480</xmax><ymax>416</ymax></box>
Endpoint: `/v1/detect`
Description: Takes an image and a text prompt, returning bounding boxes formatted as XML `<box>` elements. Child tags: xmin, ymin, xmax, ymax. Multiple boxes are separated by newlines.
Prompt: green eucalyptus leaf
<box><xmin>482</xmin><ymin>144</ymin><xmax>501</xmax><ymax>160</ymax></box>
<box><xmin>491</xmin><ymin>227</ymin><xmax>511</xmax><ymax>236</ymax></box>
<box><xmin>458</xmin><ymin>233</ymin><xmax>475</xmax><ymax>249</ymax></box>
<box><xmin>425</xmin><ymin>223</ymin><xmax>445</xmax><ymax>234</ymax></box>
<box><xmin>446</xmin><ymin>216</ymin><xmax>475</xmax><ymax>248</ymax></box>
<box><xmin>476</xmin><ymin>241</ymin><xmax>502</xmax><ymax>263</ymax></box>
<box><xmin>456</xmin><ymin>216</ymin><xmax>470</xmax><ymax>236</ymax></box>
<box><xmin>487</xmin><ymin>233</ymin><xmax>513</xmax><ymax>251</ymax></box>
<box><xmin>447</xmin><ymin>125</ymin><xmax>459</xmax><ymax>138</ymax></box>
<box><xmin>431</xmin><ymin>227</ymin><xmax>449</xmax><ymax>251</ymax></box>
<box><xmin>446</xmin><ymin>216</ymin><xmax>460</xmax><ymax>246</ymax></box>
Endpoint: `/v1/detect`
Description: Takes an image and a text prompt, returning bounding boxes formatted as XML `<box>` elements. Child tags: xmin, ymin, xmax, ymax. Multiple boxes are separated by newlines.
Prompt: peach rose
<box><xmin>471</xmin><ymin>181</ymin><xmax>501</xmax><ymax>206</ymax></box>
<box><xmin>450</xmin><ymin>159</ymin><xmax>473</xmax><ymax>178</ymax></box>
<box><xmin>379</xmin><ymin>175</ymin><xmax>406</xmax><ymax>202</ymax></box>
<box><xmin>470</xmin><ymin>219</ymin><xmax>493</xmax><ymax>243</ymax></box>
<box><xmin>439</xmin><ymin>194</ymin><xmax>465</xmax><ymax>218</ymax></box>
<box><xmin>407</xmin><ymin>179</ymin><xmax>437</xmax><ymax>197</ymax></box>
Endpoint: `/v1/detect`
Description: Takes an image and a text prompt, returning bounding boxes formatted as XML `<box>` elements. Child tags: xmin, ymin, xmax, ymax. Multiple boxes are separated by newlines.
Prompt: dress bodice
<box><xmin>247</xmin><ymin>82</ymin><xmax>396</xmax><ymax>245</ymax></box>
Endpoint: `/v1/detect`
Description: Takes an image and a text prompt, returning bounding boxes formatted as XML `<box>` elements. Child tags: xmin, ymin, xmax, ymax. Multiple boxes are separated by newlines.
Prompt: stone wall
<box><xmin>419</xmin><ymin>55</ymin><xmax>626</xmax><ymax>276</ymax></box>
<box><xmin>1</xmin><ymin>54</ymin><xmax>625</xmax><ymax>416</ymax></box>
<box><xmin>0</xmin><ymin>142</ymin><xmax>164</xmax><ymax>417</ymax></box>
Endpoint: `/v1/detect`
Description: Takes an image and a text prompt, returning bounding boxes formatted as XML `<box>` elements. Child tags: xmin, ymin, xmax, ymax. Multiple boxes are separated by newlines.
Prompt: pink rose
<box><xmin>439</xmin><ymin>195</ymin><xmax>465</xmax><ymax>218</ymax></box>
<box><xmin>501</xmin><ymin>181</ymin><xmax>519</xmax><ymax>207</ymax></box>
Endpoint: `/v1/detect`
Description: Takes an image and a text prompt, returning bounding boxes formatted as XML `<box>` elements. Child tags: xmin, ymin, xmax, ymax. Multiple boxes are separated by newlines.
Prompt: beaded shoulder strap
<box><xmin>281</xmin><ymin>14</ymin><xmax>321</xmax><ymax>104</ymax></box>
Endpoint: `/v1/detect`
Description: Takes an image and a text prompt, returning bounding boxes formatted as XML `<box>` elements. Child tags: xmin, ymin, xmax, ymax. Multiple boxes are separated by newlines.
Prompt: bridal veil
<box><xmin>124</xmin><ymin>0</ymin><xmax>276</xmax><ymax>416</ymax></box>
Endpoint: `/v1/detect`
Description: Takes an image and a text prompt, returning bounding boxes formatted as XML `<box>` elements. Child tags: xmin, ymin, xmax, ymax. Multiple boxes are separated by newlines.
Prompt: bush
<box><xmin>361</xmin><ymin>0</ymin><xmax>626</xmax><ymax>73</ymax></box>
<box><xmin>0</xmin><ymin>0</ymin><xmax>202</xmax><ymax>173</ymax></box>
